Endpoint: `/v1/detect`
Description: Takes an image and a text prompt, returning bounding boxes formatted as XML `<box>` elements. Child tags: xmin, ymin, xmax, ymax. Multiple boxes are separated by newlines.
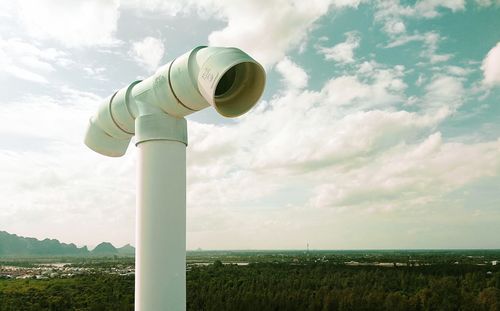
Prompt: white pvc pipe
<box><xmin>83</xmin><ymin>46</ymin><xmax>265</xmax><ymax>310</ymax></box>
<box><xmin>135</xmin><ymin>139</ymin><xmax>186</xmax><ymax>311</ymax></box>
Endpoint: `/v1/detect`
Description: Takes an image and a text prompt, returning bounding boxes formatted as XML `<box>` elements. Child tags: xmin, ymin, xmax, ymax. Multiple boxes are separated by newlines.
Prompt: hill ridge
<box><xmin>0</xmin><ymin>230</ymin><xmax>134</xmax><ymax>257</ymax></box>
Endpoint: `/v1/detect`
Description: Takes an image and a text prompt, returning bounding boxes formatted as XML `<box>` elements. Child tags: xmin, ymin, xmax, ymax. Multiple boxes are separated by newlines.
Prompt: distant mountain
<box><xmin>118</xmin><ymin>244</ymin><xmax>135</xmax><ymax>256</ymax></box>
<box><xmin>0</xmin><ymin>231</ymin><xmax>89</xmax><ymax>257</ymax></box>
<box><xmin>0</xmin><ymin>231</ymin><xmax>135</xmax><ymax>258</ymax></box>
<box><xmin>92</xmin><ymin>242</ymin><xmax>118</xmax><ymax>256</ymax></box>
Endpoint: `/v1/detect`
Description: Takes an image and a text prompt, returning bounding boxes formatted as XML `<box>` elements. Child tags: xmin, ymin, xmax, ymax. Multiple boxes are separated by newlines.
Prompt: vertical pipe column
<box><xmin>135</xmin><ymin>113</ymin><xmax>188</xmax><ymax>311</ymax></box>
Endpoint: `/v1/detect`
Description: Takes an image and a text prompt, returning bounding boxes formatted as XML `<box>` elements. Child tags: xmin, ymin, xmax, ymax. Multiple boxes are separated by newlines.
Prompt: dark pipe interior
<box><xmin>215</xmin><ymin>66</ymin><xmax>237</xmax><ymax>97</ymax></box>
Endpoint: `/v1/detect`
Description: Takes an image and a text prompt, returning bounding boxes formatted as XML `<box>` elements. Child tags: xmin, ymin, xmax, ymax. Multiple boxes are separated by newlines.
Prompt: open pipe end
<box><xmin>196</xmin><ymin>47</ymin><xmax>266</xmax><ymax>118</ymax></box>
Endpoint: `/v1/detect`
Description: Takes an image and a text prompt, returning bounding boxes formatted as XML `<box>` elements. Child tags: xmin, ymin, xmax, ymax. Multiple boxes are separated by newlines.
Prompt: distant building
<box><xmin>492</xmin><ymin>261</ymin><xmax>498</xmax><ymax>266</ymax></box>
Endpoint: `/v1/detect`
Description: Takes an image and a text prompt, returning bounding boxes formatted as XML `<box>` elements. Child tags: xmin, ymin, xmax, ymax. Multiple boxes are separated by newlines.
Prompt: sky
<box><xmin>0</xmin><ymin>0</ymin><xmax>499</xmax><ymax>250</ymax></box>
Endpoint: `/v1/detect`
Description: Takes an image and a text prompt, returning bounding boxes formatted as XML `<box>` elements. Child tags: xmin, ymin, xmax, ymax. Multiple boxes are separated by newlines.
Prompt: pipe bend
<box><xmin>84</xmin><ymin>46</ymin><xmax>265</xmax><ymax>157</ymax></box>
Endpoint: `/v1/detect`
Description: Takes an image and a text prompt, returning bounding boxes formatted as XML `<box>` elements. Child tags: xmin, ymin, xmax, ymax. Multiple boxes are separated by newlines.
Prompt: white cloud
<box><xmin>375</xmin><ymin>0</ymin><xmax>465</xmax><ymax>38</ymax></box>
<box><xmin>309</xmin><ymin>133</ymin><xmax>500</xmax><ymax>210</ymax></box>
<box><xmin>120</xmin><ymin>0</ymin><xmax>185</xmax><ymax>15</ymax></box>
<box><xmin>184</xmin><ymin>63</ymin><xmax>444</xmax><ymax>213</ymax></box>
<box><xmin>0</xmin><ymin>88</ymin><xmax>101</xmax><ymax>147</ymax></box>
<box><xmin>383</xmin><ymin>19</ymin><xmax>406</xmax><ymax>34</ymax></box>
<box><xmin>82</xmin><ymin>67</ymin><xmax>108</xmax><ymax>81</ymax></box>
<box><xmin>318</xmin><ymin>31</ymin><xmax>361</xmax><ymax>64</ymax></box>
<box><xmin>445</xmin><ymin>65</ymin><xmax>471</xmax><ymax>77</ymax></box>
<box><xmin>423</xmin><ymin>75</ymin><xmax>464</xmax><ymax>112</ymax></box>
<box><xmin>414</xmin><ymin>0</ymin><xmax>465</xmax><ymax>18</ymax></box>
<box><xmin>122</xmin><ymin>0</ymin><xmax>362</xmax><ymax>67</ymax></box>
<box><xmin>13</xmin><ymin>0</ymin><xmax>120</xmax><ymax>47</ymax></box>
<box><xmin>0</xmin><ymin>37</ymin><xmax>70</xmax><ymax>83</ymax></box>
<box><xmin>482</xmin><ymin>42</ymin><xmax>500</xmax><ymax>86</ymax></box>
<box><xmin>205</xmin><ymin>0</ymin><xmax>333</xmax><ymax>67</ymax></box>
<box><xmin>386</xmin><ymin>31</ymin><xmax>453</xmax><ymax>64</ymax></box>
<box><xmin>275</xmin><ymin>57</ymin><xmax>309</xmax><ymax>90</ymax></box>
<box><xmin>130</xmin><ymin>37</ymin><xmax>165</xmax><ymax>71</ymax></box>
<box><xmin>475</xmin><ymin>0</ymin><xmax>500</xmax><ymax>6</ymax></box>
<box><xmin>183</xmin><ymin>57</ymin><xmax>491</xmax><ymax>225</ymax></box>
<box><xmin>0</xmin><ymin>89</ymin><xmax>136</xmax><ymax>247</ymax></box>
<box><xmin>321</xmin><ymin>63</ymin><xmax>407</xmax><ymax>108</ymax></box>
<box><xmin>332</xmin><ymin>0</ymin><xmax>361</xmax><ymax>7</ymax></box>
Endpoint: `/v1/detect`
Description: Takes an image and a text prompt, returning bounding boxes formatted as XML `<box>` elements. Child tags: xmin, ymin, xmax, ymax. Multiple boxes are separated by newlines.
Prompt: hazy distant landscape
<box><xmin>0</xmin><ymin>231</ymin><xmax>134</xmax><ymax>258</ymax></box>
<box><xmin>1</xmin><ymin>231</ymin><xmax>500</xmax><ymax>310</ymax></box>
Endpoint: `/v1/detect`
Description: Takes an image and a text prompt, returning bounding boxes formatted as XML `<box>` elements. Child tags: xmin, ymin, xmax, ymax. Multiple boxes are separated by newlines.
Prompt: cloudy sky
<box><xmin>0</xmin><ymin>0</ymin><xmax>499</xmax><ymax>250</ymax></box>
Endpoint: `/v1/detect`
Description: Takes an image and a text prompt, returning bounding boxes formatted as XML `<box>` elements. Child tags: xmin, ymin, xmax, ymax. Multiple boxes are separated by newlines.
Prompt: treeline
<box><xmin>0</xmin><ymin>274</ymin><xmax>134</xmax><ymax>311</ymax></box>
<box><xmin>1</xmin><ymin>263</ymin><xmax>499</xmax><ymax>310</ymax></box>
<box><xmin>188</xmin><ymin>262</ymin><xmax>500</xmax><ymax>311</ymax></box>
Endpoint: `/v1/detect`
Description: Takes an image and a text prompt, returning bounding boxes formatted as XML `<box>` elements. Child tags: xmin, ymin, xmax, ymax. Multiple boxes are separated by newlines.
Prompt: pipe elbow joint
<box><xmin>84</xmin><ymin>81</ymin><xmax>139</xmax><ymax>157</ymax></box>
